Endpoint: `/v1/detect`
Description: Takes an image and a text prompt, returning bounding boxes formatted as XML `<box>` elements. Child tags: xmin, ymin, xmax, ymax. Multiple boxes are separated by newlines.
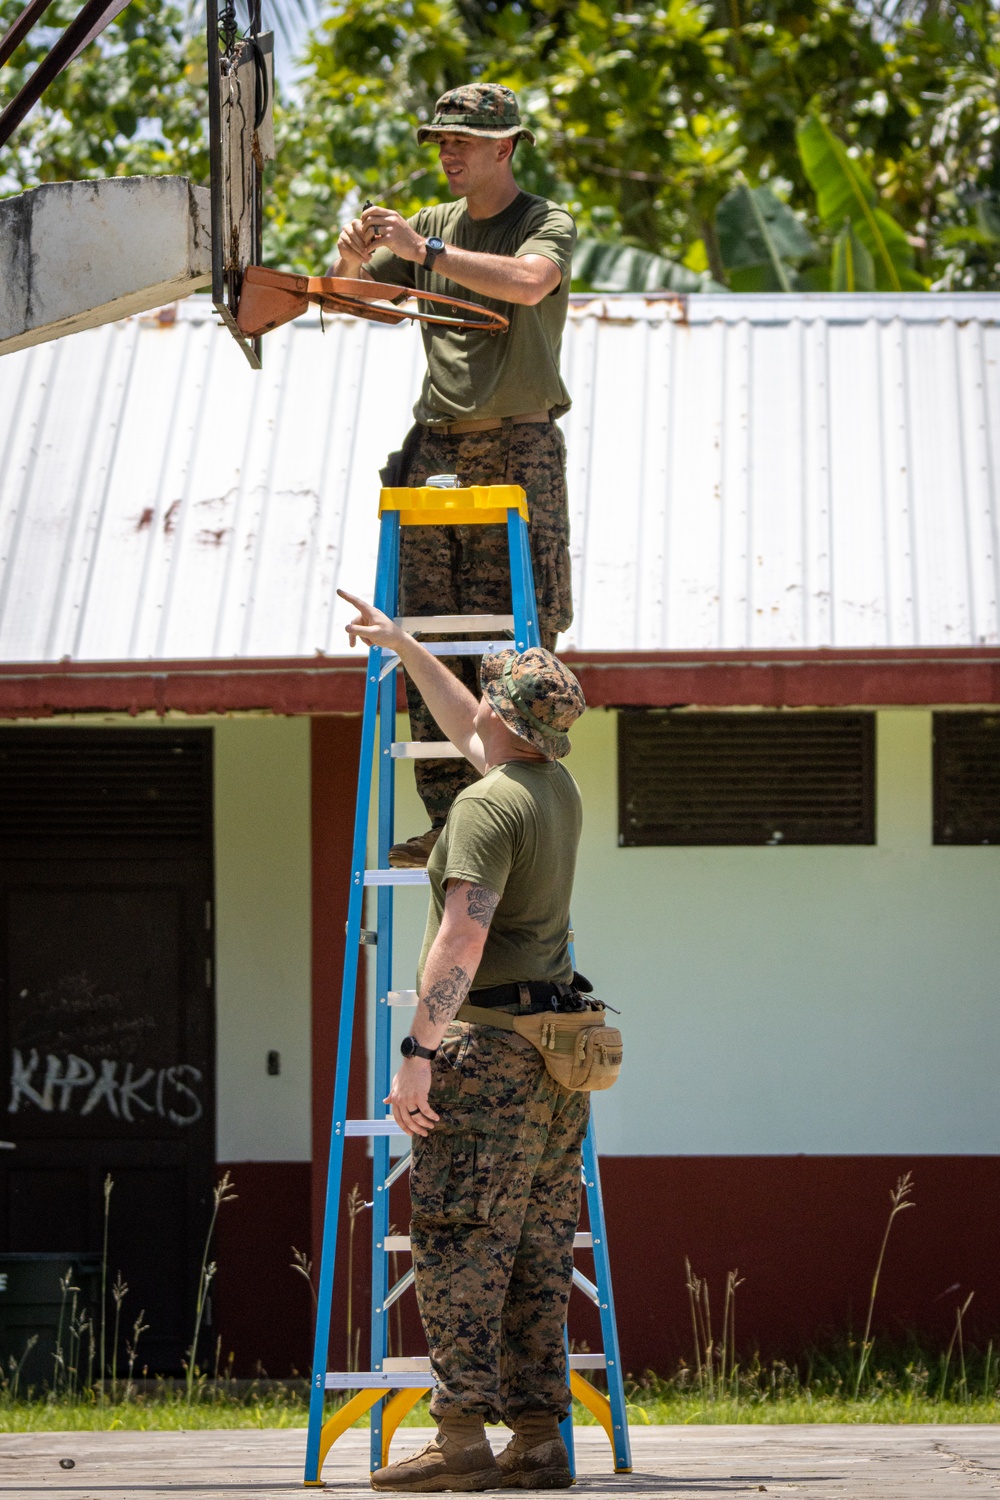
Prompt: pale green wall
<box><xmin>214</xmin><ymin>717</ymin><xmax>311</xmax><ymax>1161</ymax></box>
<box><xmin>386</xmin><ymin>708</ymin><xmax>1000</xmax><ymax>1157</ymax></box>
<box><xmin>25</xmin><ymin>708</ymin><xmax>998</xmax><ymax>1160</ymax></box>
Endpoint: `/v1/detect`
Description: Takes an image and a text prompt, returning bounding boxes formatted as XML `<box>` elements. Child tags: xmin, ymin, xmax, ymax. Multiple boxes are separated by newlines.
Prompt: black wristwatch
<box><xmin>423</xmin><ymin>236</ymin><xmax>445</xmax><ymax>271</ymax></box>
<box><xmin>400</xmin><ymin>1035</ymin><xmax>437</xmax><ymax>1061</ymax></box>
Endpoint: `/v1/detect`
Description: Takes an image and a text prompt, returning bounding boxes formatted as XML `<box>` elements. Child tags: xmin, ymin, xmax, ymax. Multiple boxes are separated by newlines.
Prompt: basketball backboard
<box><xmin>206</xmin><ymin>0</ymin><xmax>274</xmax><ymax>369</ymax></box>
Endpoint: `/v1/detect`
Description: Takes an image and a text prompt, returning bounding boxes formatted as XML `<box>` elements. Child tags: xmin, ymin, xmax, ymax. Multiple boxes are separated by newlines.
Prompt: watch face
<box><xmin>426</xmin><ymin>237</ymin><xmax>445</xmax><ymax>253</ymax></box>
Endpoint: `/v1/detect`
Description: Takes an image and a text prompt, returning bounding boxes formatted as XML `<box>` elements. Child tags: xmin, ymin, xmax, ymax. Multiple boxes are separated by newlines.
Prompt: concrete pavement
<box><xmin>2</xmin><ymin>1424</ymin><xmax>1000</xmax><ymax>1498</ymax></box>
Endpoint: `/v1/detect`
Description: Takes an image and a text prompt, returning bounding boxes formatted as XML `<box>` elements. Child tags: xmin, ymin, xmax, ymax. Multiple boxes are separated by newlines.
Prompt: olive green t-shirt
<box><xmin>367</xmin><ymin>192</ymin><xmax>575</xmax><ymax>425</ymax></box>
<box><xmin>416</xmin><ymin>759</ymin><xmax>582</xmax><ymax>992</ymax></box>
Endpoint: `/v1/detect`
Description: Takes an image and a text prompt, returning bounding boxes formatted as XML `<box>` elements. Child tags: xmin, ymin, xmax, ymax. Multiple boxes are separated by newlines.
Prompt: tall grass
<box><xmin>99</xmin><ymin>1174</ymin><xmax>112</xmax><ymax>1408</ymax></box>
<box><xmin>185</xmin><ymin>1171</ymin><xmax>238</xmax><ymax>1403</ymax></box>
<box><xmin>852</xmin><ymin>1171</ymin><xmax>915</xmax><ymax>1397</ymax></box>
<box><xmin>622</xmin><ymin>1335</ymin><xmax>1000</xmax><ymax>1424</ymax></box>
<box><xmin>345</xmin><ymin>1184</ymin><xmax>368</xmax><ymax>1373</ymax></box>
<box><xmin>4</xmin><ymin>1165</ymin><xmax>999</xmax><ymax>1431</ymax></box>
<box><xmin>2</xmin><ymin>1343</ymin><xmax>999</xmax><ymax>1430</ymax></box>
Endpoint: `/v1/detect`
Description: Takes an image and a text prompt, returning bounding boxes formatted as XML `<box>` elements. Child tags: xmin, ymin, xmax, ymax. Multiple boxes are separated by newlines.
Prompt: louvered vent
<box><xmin>0</xmin><ymin>729</ymin><xmax>211</xmax><ymax>841</ymax></box>
<box><xmin>933</xmin><ymin>713</ymin><xmax>1000</xmax><ymax>845</ymax></box>
<box><xmin>618</xmin><ymin>711</ymin><xmax>875</xmax><ymax>846</ymax></box>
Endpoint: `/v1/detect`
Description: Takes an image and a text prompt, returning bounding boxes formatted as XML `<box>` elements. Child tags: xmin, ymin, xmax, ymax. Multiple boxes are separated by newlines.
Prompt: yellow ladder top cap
<box><xmin>379</xmin><ymin>484</ymin><xmax>529</xmax><ymax>526</ymax></box>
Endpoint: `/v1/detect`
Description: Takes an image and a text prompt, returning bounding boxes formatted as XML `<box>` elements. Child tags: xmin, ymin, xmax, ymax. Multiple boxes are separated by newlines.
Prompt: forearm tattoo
<box><xmin>465</xmin><ymin>884</ymin><xmax>500</xmax><ymax>930</ymax></box>
<box><xmin>422</xmin><ymin>965</ymin><xmax>472</xmax><ymax>1025</ymax></box>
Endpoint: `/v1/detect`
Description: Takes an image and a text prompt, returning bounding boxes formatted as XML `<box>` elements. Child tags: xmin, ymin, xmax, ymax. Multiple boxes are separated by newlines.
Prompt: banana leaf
<box><xmin>831</xmin><ymin>219</ymin><xmax>875</xmax><ymax>291</ymax></box>
<box><xmin>572</xmin><ymin>240</ymin><xmax>727</xmax><ymax>295</ymax></box>
<box><xmin>979</xmin><ymin>196</ymin><xmax>1000</xmax><ymax>242</ymax></box>
<box><xmin>717</xmin><ymin>183</ymin><xmax>816</xmax><ymax>292</ymax></box>
<box><xmin>796</xmin><ymin>113</ymin><xmax>927</xmax><ymax>292</ymax></box>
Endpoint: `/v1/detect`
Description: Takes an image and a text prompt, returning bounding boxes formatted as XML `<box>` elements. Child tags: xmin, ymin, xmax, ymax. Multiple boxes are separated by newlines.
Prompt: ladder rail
<box><xmin>506</xmin><ymin>510</ymin><xmax>537</xmax><ymax>652</ymax></box>
<box><xmin>582</xmin><ymin>1124</ymin><xmax>633</xmax><ymax>1473</ymax></box>
<box><xmin>304</xmin><ymin>513</ymin><xmax>399</xmax><ymax>1485</ymax></box>
<box><xmin>370</xmin><ymin>518</ymin><xmax>401</xmax><ymax>1473</ymax></box>
<box><xmin>507</xmin><ymin>510</ymin><xmax>586</xmax><ymax>1470</ymax></box>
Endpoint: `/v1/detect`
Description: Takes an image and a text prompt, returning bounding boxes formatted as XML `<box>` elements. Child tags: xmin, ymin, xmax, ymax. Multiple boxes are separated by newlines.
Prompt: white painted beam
<box><xmin>0</xmin><ymin>175</ymin><xmax>211</xmax><ymax>356</ymax></box>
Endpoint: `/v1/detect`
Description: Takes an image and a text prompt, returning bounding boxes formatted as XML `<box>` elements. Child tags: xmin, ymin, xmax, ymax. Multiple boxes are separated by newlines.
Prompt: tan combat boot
<box><xmin>370</xmin><ymin>1411</ymin><xmax>500</xmax><ymax>1493</ymax></box>
<box><xmin>387</xmin><ymin>827</ymin><xmax>442</xmax><ymax>869</ymax></box>
<box><xmin>496</xmin><ymin>1413</ymin><xmax>572</xmax><ymax>1490</ymax></box>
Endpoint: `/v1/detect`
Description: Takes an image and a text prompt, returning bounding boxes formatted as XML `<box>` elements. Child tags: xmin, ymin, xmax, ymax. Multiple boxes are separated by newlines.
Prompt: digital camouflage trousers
<box><xmin>395</xmin><ymin>421</ymin><xmax>573</xmax><ymax>826</ymax></box>
<box><xmin>409</xmin><ymin>1021</ymin><xmax>589</xmax><ymax>1423</ymax></box>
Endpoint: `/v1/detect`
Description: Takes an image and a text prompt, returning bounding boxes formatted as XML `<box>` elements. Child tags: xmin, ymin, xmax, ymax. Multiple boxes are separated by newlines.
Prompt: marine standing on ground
<box><xmin>332</xmin><ymin>84</ymin><xmax>576</xmax><ymax>869</ymax></box>
<box><xmin>339</xmin><ymin>586</ymin><xmax>589</xmax><ymax>1493</ymax></box>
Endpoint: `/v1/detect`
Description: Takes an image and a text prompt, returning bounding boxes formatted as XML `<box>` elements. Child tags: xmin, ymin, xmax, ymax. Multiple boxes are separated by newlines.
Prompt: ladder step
<box><xmin>390</xmin><ymin>742</ymin><xmax>465</xmax><ymax>759</ymax></box>
<box><xmin>381</xmin><ymin>1354</ymin><xmax>606</xmax><ymax>1371</ymax></box>
<box><xmin>326</xmin><ymin>1371</ymin><xmax>430</xmax><ymax>1389</ymax></box>
<box><xmin>387</xmin><ymin>990</ymin><xmax>418</xmax><ymax>1007</ymax></box>
<box><xmin>396</xmin><ymin>641</ymin><xmax>513</xmax><ymax>657</ymax></box>
<box><xmin>364</xmin><ymin>870</ymin><xmax>430</xmax><ymax>886</ymax></box>
<box><xmin>383</xmin><ymin>1232</ymin><xmax>593</xmax><ymax>1252</ymax></box>
<box><xmin>394</xmin><ymin>614</ymin><xmax>515</xmax><ymax>634</ymax></box>
<box><xmin>379</xmin><ymin>641</ymin><xmax>513</xmax><ymax>681</ymax></box>
<box><xmin>324</xmin><ymin>1353</ymin><xmax>607</xmax><ymax>1390</ymax></box>
<box><xmin>344</xmin><ymin>1118</ymin><xmax>406</xmax><ymax>1137</ymax></box>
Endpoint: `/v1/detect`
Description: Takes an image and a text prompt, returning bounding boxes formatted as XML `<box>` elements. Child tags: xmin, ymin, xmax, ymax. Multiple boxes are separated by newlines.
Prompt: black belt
<box><xmin>469</xmin><ymin>973</ymin><xmax>593</xmax><ymax>1013</ymax></box>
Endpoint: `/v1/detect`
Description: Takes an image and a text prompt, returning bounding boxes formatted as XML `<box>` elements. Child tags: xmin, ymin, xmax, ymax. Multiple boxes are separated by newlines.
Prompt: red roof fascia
<box><xmin>565</xmin><ymin>649</ymin><xmax>1000</xmax><ymax>708</ymax></box>
<box><xmin>0</xmin><ymin>648</ymin><xmax>999</xmax><ymax>719</ymax></box>
<box><xmin>0</xmin><ymin>658</ymin><xmax>370</xmax><ymax>718</ymax></box>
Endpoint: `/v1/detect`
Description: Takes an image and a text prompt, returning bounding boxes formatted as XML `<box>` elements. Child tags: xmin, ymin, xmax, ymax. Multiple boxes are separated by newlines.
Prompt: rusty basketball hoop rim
<box><xmin>235</xmin><ymin>266</ymin><xmax>510</xmax><ymax>340</ymax></box>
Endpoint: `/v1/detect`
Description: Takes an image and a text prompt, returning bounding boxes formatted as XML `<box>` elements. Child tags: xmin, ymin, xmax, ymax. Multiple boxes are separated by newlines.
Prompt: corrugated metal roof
<box><xmin>1</xmin><ymin>291</ymin><xmax>998</xmax><ymax>663</ymax></box>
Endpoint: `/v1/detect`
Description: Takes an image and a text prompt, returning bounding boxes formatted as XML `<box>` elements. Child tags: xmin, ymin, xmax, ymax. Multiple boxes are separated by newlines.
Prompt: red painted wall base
<box><xmin>598</xmin><ymin>1155</ymin><xmax>1000</xmax><ymax>1374</ymax></box>
<box><xmin>212</xmin><ymin>1155</ymin><xmax>1000</xmax><ymax>1379</ymax></box>
<box><xmin>213</xmin><ymin>1161</ymin><xmax>312</xmax><ymax>1378</ymax></box>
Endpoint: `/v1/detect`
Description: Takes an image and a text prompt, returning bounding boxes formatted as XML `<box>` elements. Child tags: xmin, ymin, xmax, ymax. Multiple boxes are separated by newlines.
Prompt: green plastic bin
<box><xmin>0</xmin><ymin>1253</ymin><xmax>101</xmax><ymax>1393</ymax></box>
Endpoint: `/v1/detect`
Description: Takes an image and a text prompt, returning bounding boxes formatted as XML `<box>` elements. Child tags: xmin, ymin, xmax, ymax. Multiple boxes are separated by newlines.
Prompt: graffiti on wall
<box><xmin>8</xmin><ymin>1050</ymin><xmax>203</xmax><ymax>1126</ymax></box>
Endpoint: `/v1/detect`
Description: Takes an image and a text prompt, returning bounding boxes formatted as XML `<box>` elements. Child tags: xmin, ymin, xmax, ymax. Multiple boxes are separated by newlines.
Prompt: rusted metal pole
<box><xmin>0</xmin><ymin>0</ymin><xmax>128</xmax><ymax>150</ymax></box>
<box><xmin>0</xmin><ymin>0</ymin><xmax>56</xmax><ymax>71</ymax></box>
<box><xmin>205</xmin><ymin>0</ymin><xmax>224</xmax><ymax>306</ymax></box>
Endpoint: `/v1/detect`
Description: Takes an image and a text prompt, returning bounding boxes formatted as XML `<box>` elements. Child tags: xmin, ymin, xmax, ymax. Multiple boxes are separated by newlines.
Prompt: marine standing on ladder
<box><xmin>332</xmin><ymin>84</ymin><xmax>576</xmax><ymax>869</ymax></box>
<box><xmin>340</xmin><ymin>588</ymin><xmax>588</xmax><ymax>1493</ymax></box>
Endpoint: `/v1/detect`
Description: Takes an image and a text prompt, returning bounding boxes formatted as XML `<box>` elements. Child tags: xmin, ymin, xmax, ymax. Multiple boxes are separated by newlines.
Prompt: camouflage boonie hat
<box><xmin>480</xmin><ymin>648</ymin><xmax>585</xmax><ymax>760</ymax></box>
<box><xmin>417</xmin><ymin>84</ymin><xmax>536</xmax><ymax>146</ymax></box>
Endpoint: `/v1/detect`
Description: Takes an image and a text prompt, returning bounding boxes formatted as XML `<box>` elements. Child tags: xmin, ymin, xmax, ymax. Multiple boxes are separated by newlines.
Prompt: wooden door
<box><xmin>0</xmin><ymin>728</ymin><xmax>214</xmax><ymax>1375</ymax></box>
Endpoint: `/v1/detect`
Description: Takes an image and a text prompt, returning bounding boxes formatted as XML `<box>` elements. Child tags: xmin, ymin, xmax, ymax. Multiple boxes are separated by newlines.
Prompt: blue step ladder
<box><xmin>303</xmin><ymin>482</ymin><xmax>633</xmax><ymax>1485</ymax></box>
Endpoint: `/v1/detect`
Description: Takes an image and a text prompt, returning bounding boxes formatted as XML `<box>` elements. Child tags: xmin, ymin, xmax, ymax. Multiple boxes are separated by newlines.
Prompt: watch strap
<box><xmin>401</xmin><ymin>1036</ymin><xmax>437</xmax><ymax>1061</ymax></box>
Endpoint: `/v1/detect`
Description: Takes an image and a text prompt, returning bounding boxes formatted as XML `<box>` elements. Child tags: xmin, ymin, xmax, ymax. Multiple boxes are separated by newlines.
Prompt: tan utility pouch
<box><xmin>457</xmin><ymin>1003</ymin><xmax>623</xmax><ymax>1092</ymax></box>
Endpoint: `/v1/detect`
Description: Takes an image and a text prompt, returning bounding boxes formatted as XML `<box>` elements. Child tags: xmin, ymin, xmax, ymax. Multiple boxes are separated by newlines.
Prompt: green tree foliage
<box><xmin>715</xmin><ymin>179</ymin><xmax>818</xmax><ymax>289</ymax></box>
<box><xmin>265</xmin><ymin>0</ymin><xmax>999</xmax><ymax>287</ymax></box>
<box><xmin>830</xmin><ymin>213</ymin><xmax>875</xmax><ymax>289</ymax></box>
<box><xmin>2</xmin><ymin>0</ymin><xmax>998</xmax><ymax>289</ymax></box>
<box><xmin>572</xmin><ymin>236</ymin><xmax>724</xmax><ymax>291</ymax></box>
<box><xmin>797</xmin><ymin>110</ymin><xmax>923</xmax><ymax>289</ymax></box>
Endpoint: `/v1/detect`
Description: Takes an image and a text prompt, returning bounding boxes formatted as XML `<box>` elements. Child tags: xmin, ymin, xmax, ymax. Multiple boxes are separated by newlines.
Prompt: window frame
<box><xmin>932</xmin><ymin>711</ymin><xmax>1000</xmax><ymax>846</ymax></box>
<box><xmin>617</xmin><ymin>708</ymin><xmax>877</xmax><ymax>848</ymax></box>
